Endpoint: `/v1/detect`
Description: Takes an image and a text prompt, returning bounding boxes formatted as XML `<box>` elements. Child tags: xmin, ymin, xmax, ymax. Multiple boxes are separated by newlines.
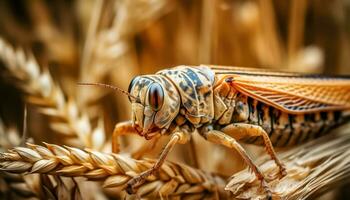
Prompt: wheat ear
<box><xmin>0</xmin><ymin>143</ymin><xmax>230</xmax><ymax>199</ymax></box>
<box><xmin>0</xmin><ymin>38</ymin><xmax>106</xmax><ymax>150</ymax></box>
<box><xmin>0</xmin><ymin>120</ymin><xmax>64</xmax><ymax>199</ymax></box>
<box><xmin>0</xmin><ymin>120</ymin><xmax>33</xmax><ymax>198</ymax></box>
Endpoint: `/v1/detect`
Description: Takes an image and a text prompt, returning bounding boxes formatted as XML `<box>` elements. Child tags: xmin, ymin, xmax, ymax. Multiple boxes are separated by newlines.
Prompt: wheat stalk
<box><xmin>0</xmin><ymin>120</ymin><xmax>108</xmax><ymax>199</ymax></box>
<box><xmin>0</xmin><ymin>143</ymin><xmax>229</xmax><ymax>199</ymax></box>
<box><xmin>0</xmin><ymin>120</ymin><xmax>61</xmax><ymax>199</ymax></box>
<box><xmin>0</xmin><ymin>120</ymin><xmax>33</xmax><ymax>198</ymax></box>
<box><xmin>0</xmin><ymin>37</ymin><xmax>106</xmax><ymax>150</ymax></box>
<box><xmin>0</xmin><ymin>120</ymin><xmax>84</xmax><ymax>200</ymax></box>
<box><xmin>81</xmin><ymin>0</ymin><xmax>171</xmax><ymax>79</ymax></box>
<box><xmin>79</xmin><ymin>0</ymin><xmax>172</xmax><ymax>109</ymax></box>
<box><xmin>226</xmin><ymin>127</ymin><xmax>350</xmax><ymax>200</ymax></box>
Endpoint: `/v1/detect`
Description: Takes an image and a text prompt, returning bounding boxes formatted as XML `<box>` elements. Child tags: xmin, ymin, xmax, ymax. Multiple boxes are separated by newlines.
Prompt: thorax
<box><xmin>157</xmin><ymin>66</ymin><xmax>216</xmax><ymax>126</ymax></box>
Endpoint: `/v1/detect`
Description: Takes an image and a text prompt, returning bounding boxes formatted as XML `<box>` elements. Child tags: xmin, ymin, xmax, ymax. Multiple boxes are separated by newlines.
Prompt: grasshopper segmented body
<box><xmin>110</xmin><ymin>65</ymin><xmax>350</xmax><ymax>197</ymax></box>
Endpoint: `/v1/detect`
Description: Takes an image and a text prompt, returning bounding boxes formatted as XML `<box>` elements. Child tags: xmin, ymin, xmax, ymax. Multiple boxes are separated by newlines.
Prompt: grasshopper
<box><xmin>80</xmin><ymin>65</ymin><xmax>350</xmax><ymax>198</ymax></box>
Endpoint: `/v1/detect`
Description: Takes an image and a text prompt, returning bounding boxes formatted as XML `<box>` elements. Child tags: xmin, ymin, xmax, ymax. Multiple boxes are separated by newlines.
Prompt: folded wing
<box><xmin>208</xmin><ymin>65</ymin><xmax>350</xmax><ymax>114</ymax></box>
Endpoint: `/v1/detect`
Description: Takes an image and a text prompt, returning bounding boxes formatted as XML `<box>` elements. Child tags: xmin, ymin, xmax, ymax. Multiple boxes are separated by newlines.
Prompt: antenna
<box><xmin>78</xmin><ymin>82</ymin><xmax>138</xmax><ymax>101</ymax></box>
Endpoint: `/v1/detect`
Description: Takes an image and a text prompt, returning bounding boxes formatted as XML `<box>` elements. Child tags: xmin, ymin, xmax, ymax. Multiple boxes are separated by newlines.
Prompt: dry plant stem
<box><xmin>199</xmin><ymin>0</ymin><xmax>216</xmax><ymax>63</ymax></box>
<box><xmin>258</xmin><ymin>0</ymin><xmax>284</xmax><ymax>66</ymax></box>
<box><xmin>0</xmin><ymin>121</ymin><xmax>31</xmax><ymax>197</ymax></box>
<box><xmin>0</xmin><ymin>121</ymin><xmax>104</xmax><ymax>199</ymax></box>
<box><xmin>0</xmin><ymin>120</ymin><xmax>52</xmax><ymax>199</ymax></box>
<box><xmin>226</xmin><ymin>129</ymin><xmax>350</xmax><ymax>200</ymax></box>
<box><xmin>287</xmin><ymin>0</ymin><xmax>307</xmax><ymax>67</ymax></box>
<box><xmin>0</xmin><ymin>143</ymin><xmax>229</xmax><ymax>199</ymax></box>
<box><xmin>0</xmin><ymin>38</ymin><xmax>106</xmax><ymax>150</ymax></box>
<box><xmin>80</xmin><ymin>0</ymin><xmax>103</xmax><ymax>73</ymax></box>
<box><xmin>79</xmin><ymin>0</ymin><xmax>171</xmax><ymax>95</ymax></box>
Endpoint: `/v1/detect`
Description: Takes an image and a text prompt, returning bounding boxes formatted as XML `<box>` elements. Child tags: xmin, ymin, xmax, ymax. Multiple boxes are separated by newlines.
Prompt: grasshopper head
<box><xmin>128</xmin><ymin>75</ymin><xmax>181</xmax><ymax>139</ymax></box>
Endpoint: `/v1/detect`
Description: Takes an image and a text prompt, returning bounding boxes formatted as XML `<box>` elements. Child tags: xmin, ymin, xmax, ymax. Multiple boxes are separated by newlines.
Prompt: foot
<box><xmin>260</xmin><ymin>179</ymin><xmax>272</xmax><ymax>200</ymax></box>
<box><xmin>126</xmin><ymin>169</ymin><xmax>153</xmax><ymax>194</ymax></box>
<box><xmin>278</xmin><ymin>164</ymin><xmax>287</xmax><ymax>179</ymax></box>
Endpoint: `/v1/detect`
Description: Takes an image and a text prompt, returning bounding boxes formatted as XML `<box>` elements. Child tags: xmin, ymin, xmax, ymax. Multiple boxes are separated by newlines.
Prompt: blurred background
<box><xmin>0</xmin><ymin>0</ymin><xmax>350</xmax><ymax>199</ymax></box>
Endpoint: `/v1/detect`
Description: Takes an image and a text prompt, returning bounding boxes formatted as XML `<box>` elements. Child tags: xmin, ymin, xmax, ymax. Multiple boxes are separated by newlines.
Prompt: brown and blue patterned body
<box><xmin>153</xmin><ymin>65</ymin><xmax>350</xmax><ymax>147</ymax></box>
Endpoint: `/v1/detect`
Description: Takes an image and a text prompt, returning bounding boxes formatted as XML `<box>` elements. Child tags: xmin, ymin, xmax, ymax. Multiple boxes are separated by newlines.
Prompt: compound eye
<box><xmin>128</xmin><ymin>76</ymin><xmax>138</xmax><ymax>101</ymax></box>
<box><xmin>148</xmin><ymin>83</ymin><xmax>164</xmax><ymax>111</ymax></box>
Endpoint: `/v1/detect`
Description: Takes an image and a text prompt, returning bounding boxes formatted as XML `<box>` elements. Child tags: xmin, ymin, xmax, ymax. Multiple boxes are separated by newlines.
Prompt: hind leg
<box><xmin>222</xmin><ymin>123</ymin><xmax>286</xmax><ymax>178</ymax></box>
<box><xmin>199</xmin><ymin>127</ymin><xmax>272</xmax><ymax>198</ymax></box>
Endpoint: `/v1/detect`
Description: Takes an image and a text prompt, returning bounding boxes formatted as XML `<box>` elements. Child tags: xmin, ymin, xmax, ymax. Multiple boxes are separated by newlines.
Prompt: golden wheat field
<box><xmin>1</xmin><ymin>0</ymin><xmax>350</xmax><ymax>199</ymax></box>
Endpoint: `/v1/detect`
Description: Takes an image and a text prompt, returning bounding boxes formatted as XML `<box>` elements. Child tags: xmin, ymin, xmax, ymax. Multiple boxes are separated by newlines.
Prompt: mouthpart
<box><xmin>133</xmin><ymin>124</ymin><xmax>160</xmax><ymax>140</ymax></box>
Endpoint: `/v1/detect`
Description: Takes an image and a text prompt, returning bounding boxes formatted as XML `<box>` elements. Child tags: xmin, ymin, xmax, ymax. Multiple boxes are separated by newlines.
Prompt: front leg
<box><xmin>113</xmin><ymin>121</ymin><xmax>161</xmax><ymax>158</ymax></box>
<box><xmin>221</xmin><ymin>123</ymin><xmax>286</xmax><ymax>178</ymax></box>
<box><xmin>112</xmin><ymin>120</ymin><xmax>137</xmax><ymax>153</ymax></box>
<box><xmin>199</xmin><ymin>126</ymin><xmax>272</xmax><ymax>198</ymax></box>
<box><xmin>126</xmin><ymin>131</ymin><xmax>190</xmax><ymax>194</ymax></box>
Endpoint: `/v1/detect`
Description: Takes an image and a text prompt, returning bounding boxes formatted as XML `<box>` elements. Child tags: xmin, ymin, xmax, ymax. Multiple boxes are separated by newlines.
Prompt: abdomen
<box><xmin>227</xmin><ymin>93</ymin><xmax>350</xmax><ymax>147</ymax></box>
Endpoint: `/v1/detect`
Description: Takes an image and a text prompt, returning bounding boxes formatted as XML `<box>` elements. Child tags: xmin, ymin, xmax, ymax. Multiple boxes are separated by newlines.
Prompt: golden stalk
<box><xmin>0</xmin><ymin>120</ymin><xmax>51</xmax><ymax>199</ymax></box>
<box><xmin>226</xmin><ymin>127</ymin><xmax>350</xmax><ymax>200</ymax></box>
<box><xmin>0</xmin><ymin>37</ymin><xmax>106</xmax><ymax>150</ymax></box>
<box><xmin>0</xmin><ymin>120</ymin><xmax>31</xmax><ymax>198</ymax></box>
<box><xmin>257</xmin><ymin>0</ymin><xmax>284</xmax><ymax>66</ymax></box>
<box><xmin>79</xmin><ymin>0</ymin><xmax>172</xmax><ymax>106</ymax></box>
<box><xmin>0</xmin><ymin>120</ymin><xmax>106</xmax><ymax>199</ymax></box>
<box><xmin>0</xmin><ymin>143</ymin><xmax>229</xmax><ymax>199</ymax></box>
<box><xmin>287</xmin><ymin>0</ymin><xmax>307</xmax><ymax>65</ymax></box>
